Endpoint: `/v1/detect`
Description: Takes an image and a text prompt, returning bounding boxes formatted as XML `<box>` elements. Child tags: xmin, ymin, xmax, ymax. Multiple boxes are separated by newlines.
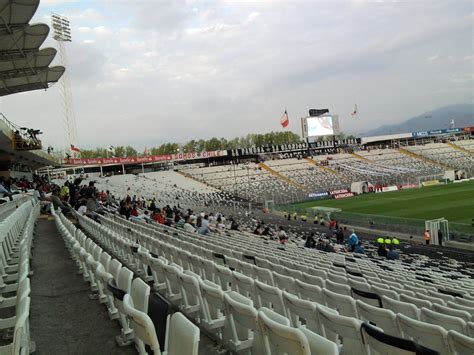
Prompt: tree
<box><xmin>113</xmin><ymin>146</ymin><xmax>125</xmax><ymax>158</ymax></box>
<box><xmin>125</xmin><ymin>145</ymin><xmax>137</xmax><ymax>157</ymax></box>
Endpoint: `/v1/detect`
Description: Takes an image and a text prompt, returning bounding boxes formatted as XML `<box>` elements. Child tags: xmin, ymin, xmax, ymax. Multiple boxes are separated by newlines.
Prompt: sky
<box><xmin>1</xmin><ymin>0</ymin><xmax>472</xmax><ymax>151</ymax></box>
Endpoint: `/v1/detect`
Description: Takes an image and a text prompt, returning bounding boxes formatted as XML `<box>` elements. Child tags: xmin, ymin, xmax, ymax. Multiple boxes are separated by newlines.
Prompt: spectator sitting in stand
<box><xmin>277</xmin><ymin>226</ymin><xmax>288</xmax><ymax>244</ymax></box>
<box><xmin>377</xmin><ymin>243</ymin><xmax>388</xmax><ymax>258</ymax></box>
<box><xmin>354</xmin><ymin>241</ymin><xmax>365</xmax><ymax>254</ymax></box>
<box><xmin>387</xmin><ymin>244</ymin><xmax>400</xmax><ymax>260</ymax></box>
<box><xmin>347</xmin><ymin>229</ymin><xmax>359</xmax><ymax>252</ymax></box>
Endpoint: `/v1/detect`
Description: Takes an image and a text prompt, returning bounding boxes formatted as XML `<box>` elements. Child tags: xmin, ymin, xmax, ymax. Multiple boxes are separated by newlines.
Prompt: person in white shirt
<box><xmin>183</xmin><ymin>216</ymin><xmax>196</xmax><ymax>233</ymax></box>
<box><xmin>77</xmin><ymin>203</ymin><xmax>87</xmax><ymax>216</ymax></box>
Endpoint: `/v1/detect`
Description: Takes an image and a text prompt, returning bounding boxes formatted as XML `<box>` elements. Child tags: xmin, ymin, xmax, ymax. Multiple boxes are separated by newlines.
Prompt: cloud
<box><xmin>5</xmin><ymin>0</ymin><xmax>471</xmax><ymax>150</ymax></box>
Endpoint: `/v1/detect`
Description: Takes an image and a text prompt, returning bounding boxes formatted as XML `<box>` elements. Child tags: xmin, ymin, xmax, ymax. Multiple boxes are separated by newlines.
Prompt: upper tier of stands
<box><xmin>406</xmin><ymin>142</ymin><xmax>473</xmax><ymax>172</ymax></box>
<box><xmin>182</xmin><ymin>140</ymin><xmax>472</xmax><ymax>203</ymax></box>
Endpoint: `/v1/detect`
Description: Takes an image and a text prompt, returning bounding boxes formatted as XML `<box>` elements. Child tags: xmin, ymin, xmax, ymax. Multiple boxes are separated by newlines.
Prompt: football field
<box><xmin>291</xmin><ymin>181</ymin><xmax>474</xmax><ymax>224</ymax></box>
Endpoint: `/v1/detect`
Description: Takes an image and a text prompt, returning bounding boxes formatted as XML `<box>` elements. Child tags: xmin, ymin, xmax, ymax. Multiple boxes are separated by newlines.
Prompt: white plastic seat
<box><xmin>447</xmin><ymin>301</ymin><xmax>474</xmax><ymax>315</ymax></box>
<box><xmin>199</xmin><ymin>278</ymin><xmax>226</xmax><ymax>333</ymax></box>
<box><xmin>148</xmin><ymin>255</ymin><xmax>168</xmax><ymax>292</ymax></box>
<box><xmin>326</xmin><ymin>279</ymin><xmax>351</xmax><ymax>296</ymax></box>
<box><xmin>400</xmin><ymin>294</ymin><xmax>432</xmax><ymax>309</ymax></box>
<box><xmin>272</xmin><ymin>272</ymin><xmax>297</xmax><ymax>295</ymax></box>
<box><xmin>361</xmin><ymin>322</ymin><xmax>440</xmax><ymax>355</ymax></box>
<box><xmin>432</xmin><ymin>303</ymin><xmax>471</xmax><ymax>322</ymax></box>
<box><xmin>162</xmin><ymin>264</ymin><xmax>183</xmax><ymax>305</ymax></box>
<box><xmin>317</xmin><ymin>305</ymin><xmax>369</xmax><ymax>355</ymax></box>
<box><xmin>397</xmin><ymin>313</ymin><xmax>450</xmax><ymax>355</ymax></box>
<box><xmin>323</xmin><ymin>288</ymin><xmax>358</xmax><ymax>318</ymax></box>
<box><xmin>295</xmin><ymin>279</ymin><xmax>324</xmax><ymax>305</ymax></box>
<box><xmin>0</xmin><ymin>296</ymin><xmax>31</xmax><ymax>355</ymax></box>
<box><xmin>214</xmin><ymin>264</ymin><xmax>232</xmax><ymax>291</ymax></box>
<box><xmin>381</xmin><ymin>296</ymin><xmax>420</xmax><ymax>320</ymax></box>
<box><xmin>371</xmin><ymin>285</ymin><xmax>399</xmax><ymax>300</ymax></box>
<box><xmin>255</xmin><ymin>280</ymin><xmax>286</xmax><ymax>317</ymax></box>
<box><xmin>178</xmin><ymin>271</ymin><xmax>205</xmax><ymax>320</ymax></box>
<box><xmin>420</xmin><ymin>307</ymin><xmax>467</xmax><ymax>334</ymax></box>
<box><xmin>282</xmin><ymin>291</ymin><xmax>319</xmax><ymax>332</ymax></box>
<box><xmin>447</xmin><ymin>329</ymin><xmax>474</xmax><ymax>355</ymax></box>
<box><xmin>166</xmin><ymin>312</ymin><xmax>200</xmax><ymax>355</ymax></box>
<box><xmin>232</xmin><ymin>271</ymin><xmax>257</xmax><ymax>305</ymax></box>
<box><xmin>222</xmin><ymin>291</ymin><xmax>263</xmax><ymax>354</ymax></box>
<box><xmin>301</xmin><ymin>273</ymin><xmax>325</xmax><ymax>288</ymax></box>
<box><xmin>416</xmin><ymin>292</ymin><xmax>447</xmax><ymax>306</ymax></box>
<box><xmin>254</xmin><ymin>265</ymin><xmax>274</xmax><ymax>286</ymax></box>
<box><xmin>258</xmin><ymin>307</ymin><xmax>338</xmax><ymax>355</ymax></box>
<box><xmin>356</xmin><ymin>300</ymin><xmax>401</xmax><ymax>337</ymax></box>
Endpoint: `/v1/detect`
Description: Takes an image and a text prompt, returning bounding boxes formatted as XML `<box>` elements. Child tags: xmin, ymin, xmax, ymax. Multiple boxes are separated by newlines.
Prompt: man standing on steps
<box><xmin>424</xmin><ymin>230</ymin><xmax>431</xmax><ymax>245</ymax></box>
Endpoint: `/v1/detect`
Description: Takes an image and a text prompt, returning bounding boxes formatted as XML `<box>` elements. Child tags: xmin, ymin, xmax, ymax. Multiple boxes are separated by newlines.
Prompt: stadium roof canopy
<box><xmin>0</xmin><ymin>1</ymin><xmax>65</xmax><ymax>97</ymax></box>
<box><xmin>0</xmin><ymin>0</ymin><xmax>40</xmax><ymax>28</ymax></box>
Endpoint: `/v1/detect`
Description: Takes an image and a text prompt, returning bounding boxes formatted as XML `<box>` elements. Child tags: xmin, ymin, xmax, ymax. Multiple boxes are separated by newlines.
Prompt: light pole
<box><xmin>51</xmin><ymin>13</ymin><xmax>77</xmax><ymax>158</ymax></box>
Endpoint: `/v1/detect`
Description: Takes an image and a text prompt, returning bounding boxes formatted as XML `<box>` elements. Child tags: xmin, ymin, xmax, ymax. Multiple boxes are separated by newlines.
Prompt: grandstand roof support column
<box><xmin>122</xmin><ymin>164</ymin><xmax>125</xmax><ymax>175</ymax></box>
<box><xmin>141</xmin><ymin>164</ymin><xmax>144</xmax><ymax>174</ymax></box>
<box><xmin>99</xmin><ymin>165</ymin><xmax>103</xmax><ymax>176</ymax></box>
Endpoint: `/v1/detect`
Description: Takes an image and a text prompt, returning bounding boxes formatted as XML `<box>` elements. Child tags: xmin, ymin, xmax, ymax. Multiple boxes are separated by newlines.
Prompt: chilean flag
<box><xmin>70</xmin><ymin>144</ymin><xmax>81</xmax><ymax>153</ymax></box>
<box><xmin>280</xmin><ymin>110</ymin><xmax>289</xmax><ymax>128</ymax></box>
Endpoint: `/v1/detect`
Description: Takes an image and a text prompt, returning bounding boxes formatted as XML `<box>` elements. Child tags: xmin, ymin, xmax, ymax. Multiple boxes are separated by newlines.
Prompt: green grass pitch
<box><xmin>291</xmin><ymin>181</ymin><xmax>474</xmax><ymax>224</ymax></box>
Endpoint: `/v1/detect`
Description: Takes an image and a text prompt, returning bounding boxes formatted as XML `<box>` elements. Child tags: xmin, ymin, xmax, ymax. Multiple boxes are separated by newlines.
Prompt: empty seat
<box><xmin>447</xmin><ymin>301</ymin><xmax>474</xmax><ymax>316</ymax></box>
<box><xmin>361</xmin><ymin>322</ymin><xmax>439</xmax><ymax>355</ymax></box>
<box><xmin>323</xmin><ymin>288</ymin><xmax>358</xmax><ymax>318</ymax></box>
<box><xmin>400</xmin><ymin>294</ymin><xmax>432</xmax><ymax>309</ymax></box>
<box><xmin>166</xmin><ymin>312</ymin><xmax>200</xmax><ymax>355</ymax></box>
<box><xmin>255</xmin><ymin>280</ymin><xmax>286</xmax><ymax>317</ymax></box>
<box><xmin>178</xmin><ymin>271</ymin><xmax>205</xmax><ymax>320</ymax></box>
<box><xmin>356</xmin><ymin>300</ymin><xmax>401</xmax><ymax>337</ymax></box>
<box><xmin>447</xmin><ymin>329</ymin><xmax>474</xmax><ymax>355</ymax></box>
<box><xmin>317</xmin><ymin>305</ymin><xmax>369</xmax><ymax>355</ymax></box>
<box><xmin>381</xmin><ymin>296</ymin><xmax>420</xmax><ymax>320</ymax></box>
<box><xmin>432</xmin><ymin>303</ymin><xmax>471</xmax><ymax>322</ymax></box>
<box><xmin>272</xmin><ymin>272</ymin><xmax>297</xmax><ymax>295</ymax></box>
<box><xmin>282</xmin><ymin>291</ymin><xmax>319</xmax><ymax>333</ymax></box>
<box><xmin>351</xmin><ymin>288</ymin><xmax>382</xmax><ymax>308</ymax></box>
<box><xmin>232</xmin><ymin>271</ymin><xmax>257</xmax><ymax>305</ymax></box>
<box><xmin>295</xmin><ymin>279</ymin><xmax>324</xmax><ymax>305</ymax></box>
<box><xmin>326</xmin><ymin>279</ymin><xmax>351</xmax><ymax>296</ymax></box>
<box><xmin>397</xmin><ymin>313</ymin><xmax>450</xmax><ymax>355</ymax></box>
<box><xmin>222</xmin><ymin>291</ymin><xmax>263</xmax><ymax>353</ymax></box>
<box><xmin>258</xmin><ymin>307</ymin><xmax>338</xmax><ymax>355</ymax></box>
<box><xmin>420</xmin><ymin>307</ymin><xmax>467</xmax><ymax>334</ymax></box>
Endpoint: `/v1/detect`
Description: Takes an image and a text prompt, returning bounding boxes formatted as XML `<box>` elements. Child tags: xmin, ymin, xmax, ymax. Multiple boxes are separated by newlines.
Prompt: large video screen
<box><xmin>307</xmin><ymin>115</ymin><xmax>336</xmax><ymax>137</ymax></box>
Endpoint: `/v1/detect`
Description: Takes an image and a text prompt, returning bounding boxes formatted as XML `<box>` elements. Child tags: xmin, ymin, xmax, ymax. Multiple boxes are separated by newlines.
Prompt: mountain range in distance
<box><xmin>361</xmin><ymin>103</ymin><xmax>473</xmax><ymax>136</ymax></box>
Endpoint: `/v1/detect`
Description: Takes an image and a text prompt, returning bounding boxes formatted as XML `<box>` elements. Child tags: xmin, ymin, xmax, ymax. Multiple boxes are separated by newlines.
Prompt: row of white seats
<box><xmin>87</xmin><ymin>213</ymin><xmax>474</xmax><ymax>354</ymax></box>
<box><xmin>52</xmin><ymin>207</ymin><xmax>200</xmax><ymax>355</ymax></box>
<box><xmin>122</xmin><ymin>214</ymin><xmax>474</xmax><ymax>302</ymax></box>
<box><xmin>0</xmin><ymin>198</ymin><xmax>38</xmax><ymax>355</ymax></box>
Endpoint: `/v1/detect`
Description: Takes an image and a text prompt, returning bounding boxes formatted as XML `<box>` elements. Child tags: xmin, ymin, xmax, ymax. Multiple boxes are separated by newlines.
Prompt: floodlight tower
<box><xmin>51</xmin><ymin>13</ymin><xmax>78</xmax><ymax>156</ymax></box>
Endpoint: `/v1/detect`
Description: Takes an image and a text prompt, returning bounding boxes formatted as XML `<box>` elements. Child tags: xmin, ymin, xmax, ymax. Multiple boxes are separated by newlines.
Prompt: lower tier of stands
<box><xmin>56</xmin><ymin>208</ymin><xmax>474</xmax><ymax>355</ymax></box>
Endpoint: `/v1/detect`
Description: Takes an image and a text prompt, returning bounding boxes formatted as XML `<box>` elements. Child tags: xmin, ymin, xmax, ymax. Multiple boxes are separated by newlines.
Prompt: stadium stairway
<box><xmin>446</xmin><ymin>141</ymin><xmax>474</xmax><ymax>156</ymax></box>
<box><xmin>30</xmin><ymin>218</ymin><xmax>135</xmax><ymax>354</ymax></box>
<box><xmin>257</xmin><ymin>162</ymin><xmax>306</xmax><ymax>190</ymax></box>
<box><xmin>304</xmin><ymin>157</ymin><xmax>340</xmax><ymax>175</ymax></box>
<box><xmin>398</xmin><ymin>147</ymin><xmax>452</xmax><ymax>169</ymax></box>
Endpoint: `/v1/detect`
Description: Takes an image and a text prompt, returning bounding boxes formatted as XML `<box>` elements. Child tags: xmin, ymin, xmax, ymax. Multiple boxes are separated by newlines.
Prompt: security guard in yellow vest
<box><xmin>377</xmin><ymin>237</ymin><xmax>384</xmax><ymax>244</ymax></box>
<box><xmin>301</xmin><ymin>215</ymin><xmax>307</xmax><ymax>222</ymax></box>
<box><xmin>384</xmin><ymin>237</ymin><xmax>391</xmax><ymax>245</ymax></box>
<box><xmin>392</xmin><ymin>237</ymin><xmax>400</xmax><ymax>246</ymax></box>
<box><xmin>313</xmin><ymin>215</ymin><xmax>319</xmax><ymax>224</ymax></box>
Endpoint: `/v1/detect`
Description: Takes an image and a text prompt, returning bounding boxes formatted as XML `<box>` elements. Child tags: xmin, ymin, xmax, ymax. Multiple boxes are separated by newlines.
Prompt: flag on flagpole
<box><xmin>70</xmin><ymin>144</ymin><xmax>81</xmax><ymax>152</ymax></box>
<box><xmin>280</xmin><ymin>110</ymin><xmax>289</xmax><ymax>128</ymax></box>
<box><xmin>351</xmin><ymin>104</ymin><xmax>358</xmax><ymax>117</ymax></box>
